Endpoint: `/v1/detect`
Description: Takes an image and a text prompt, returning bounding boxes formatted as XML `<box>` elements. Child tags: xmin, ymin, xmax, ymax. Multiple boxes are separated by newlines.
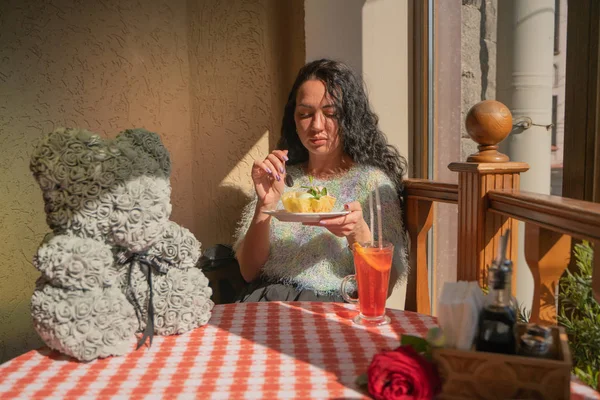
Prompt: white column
<box><xmin>497</xmin><ymin>0</ymin><xmax>555</xmax><ymax>309</ymax></box>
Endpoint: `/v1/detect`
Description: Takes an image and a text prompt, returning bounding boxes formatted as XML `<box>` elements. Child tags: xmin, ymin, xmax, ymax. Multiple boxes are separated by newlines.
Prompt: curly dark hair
<box><xmin>277</xmin><ymin>59</ymin><xmax>408</xmax><ymax>191</ymax></box>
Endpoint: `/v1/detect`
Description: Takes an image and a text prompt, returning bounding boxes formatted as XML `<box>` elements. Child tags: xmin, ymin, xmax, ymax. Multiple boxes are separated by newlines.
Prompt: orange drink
<box><xmin>341</xmin><ymin>241</ymin><xmax>393</xmax><ymax>326</ymax></box>
<box><xmin>354</xmin><ymin>243</ymin><xmax>392</xmax><ymax>317</ymax></box>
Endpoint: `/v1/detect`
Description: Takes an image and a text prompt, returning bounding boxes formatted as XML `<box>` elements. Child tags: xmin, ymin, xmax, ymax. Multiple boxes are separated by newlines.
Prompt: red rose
<box><xmin>367</xmin><ymin>345</ymin><xmax>441</xmax><ymax>400</ymax></box>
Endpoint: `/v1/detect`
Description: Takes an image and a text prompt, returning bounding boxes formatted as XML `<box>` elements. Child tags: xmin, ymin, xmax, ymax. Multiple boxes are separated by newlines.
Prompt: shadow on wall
<box><xmin>185</xmin><ymin>0</ymin><xmax>305</xmax><ymax>248</ymax></box>
<box><xmin>206</xmin><ymin>184</ymin><xmax>253</xmax><ymax>245</ymax></box>
<box><xmin>0</xmin><ymin>303</ymin><xmax>44</xmax><ymax>364</ymax></box>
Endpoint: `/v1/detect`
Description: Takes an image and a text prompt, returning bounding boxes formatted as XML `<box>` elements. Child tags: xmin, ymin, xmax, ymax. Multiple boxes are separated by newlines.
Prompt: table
<box><xmin>0</xmin><ymin>302</ymin><xmax>598</xmax><ymax>399</ymax></box>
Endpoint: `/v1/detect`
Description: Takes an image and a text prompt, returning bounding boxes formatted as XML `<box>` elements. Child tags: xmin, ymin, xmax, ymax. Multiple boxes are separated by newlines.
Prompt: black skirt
<box><xmin>235</xmin><ymin>278</ymin><xmax>346</xmax><ymax>303</ymax></box>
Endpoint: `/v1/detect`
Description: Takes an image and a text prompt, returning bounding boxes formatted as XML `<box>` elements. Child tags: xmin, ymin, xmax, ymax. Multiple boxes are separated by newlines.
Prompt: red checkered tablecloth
<box><xmin>0</xmin><ymin>301</ymin><xmax>598</xmax><ymax>399</ymax></box>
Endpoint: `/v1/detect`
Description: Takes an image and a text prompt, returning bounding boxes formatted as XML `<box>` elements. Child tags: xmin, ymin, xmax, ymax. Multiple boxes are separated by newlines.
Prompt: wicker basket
<box><xmin>432</xmin><ymin>324</ymin><xmax>572</xmax><ymax>400</ymax></box>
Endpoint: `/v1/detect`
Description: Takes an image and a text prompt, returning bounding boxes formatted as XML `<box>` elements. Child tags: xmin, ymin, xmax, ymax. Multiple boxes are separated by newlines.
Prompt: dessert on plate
<box><xmin>281</xmin><ymin>176</ymin><xmax>336</xmax><ymax>213</ymax></box>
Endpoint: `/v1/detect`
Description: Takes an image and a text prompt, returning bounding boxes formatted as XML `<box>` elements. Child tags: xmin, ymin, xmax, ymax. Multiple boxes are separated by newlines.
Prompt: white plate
<box><xmin>262</xmin><ymin>209</ymin><xmax>350</xmax><ymax>223</ymax></box>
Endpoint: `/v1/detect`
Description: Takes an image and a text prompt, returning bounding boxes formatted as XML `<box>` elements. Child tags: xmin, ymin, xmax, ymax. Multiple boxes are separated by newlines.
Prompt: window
<box><xmin>554</xmin><ymin>0</ymin><xmax>560</xmax><ymax>54</ymax></box>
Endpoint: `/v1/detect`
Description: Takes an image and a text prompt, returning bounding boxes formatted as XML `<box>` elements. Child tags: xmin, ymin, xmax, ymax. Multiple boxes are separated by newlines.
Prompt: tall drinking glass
<box><xmin>340</xmin><ymin>241</ymin><xmax>393</xmax><ymax>326</ymax></box>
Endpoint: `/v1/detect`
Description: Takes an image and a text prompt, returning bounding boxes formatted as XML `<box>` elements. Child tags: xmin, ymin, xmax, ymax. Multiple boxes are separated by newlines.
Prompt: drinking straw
<box><xmin>369</xmin><ymin>190</ymin><xmax>374</xmax><ymax>245</ymax></box>
<box><xmin>375</xmin><ymin>183</ymin><xmax>383</xmax><ymax>249</ymax></box>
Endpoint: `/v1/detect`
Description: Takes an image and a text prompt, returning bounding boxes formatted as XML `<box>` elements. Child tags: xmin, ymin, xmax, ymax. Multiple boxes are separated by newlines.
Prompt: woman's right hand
<box><xmin>251</xmin><ymin>149</ymin><xmax>289</xmax><ymax>210</ymax></box>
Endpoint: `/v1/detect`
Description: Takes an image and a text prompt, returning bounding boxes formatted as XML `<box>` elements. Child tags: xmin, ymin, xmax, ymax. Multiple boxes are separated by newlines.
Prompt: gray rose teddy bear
<box><xmin>29</xmin><ymin>127</ymin><xmax>214</xmax><ymax>361</ymax></box>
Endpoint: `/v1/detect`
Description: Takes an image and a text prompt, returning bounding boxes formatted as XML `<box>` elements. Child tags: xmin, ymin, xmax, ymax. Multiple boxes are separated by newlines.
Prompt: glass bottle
<box><xmin>475</xmin><ymin>259</ymin><xmax>517</xmax><ymax>354</ymax></box>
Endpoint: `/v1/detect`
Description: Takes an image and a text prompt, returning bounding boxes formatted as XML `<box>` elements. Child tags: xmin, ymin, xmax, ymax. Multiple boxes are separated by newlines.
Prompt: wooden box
<box><xmin>432</xmin><ymin>324</ymin><xmax>572</xmax><ymax>400</ymax></box>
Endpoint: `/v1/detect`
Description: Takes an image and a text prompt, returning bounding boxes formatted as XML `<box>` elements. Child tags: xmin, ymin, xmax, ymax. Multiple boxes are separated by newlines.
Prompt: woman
<box><xmin>234</xmin><ymin>59</ymin><xmax>408</xmax><ymax>302</ymax></box>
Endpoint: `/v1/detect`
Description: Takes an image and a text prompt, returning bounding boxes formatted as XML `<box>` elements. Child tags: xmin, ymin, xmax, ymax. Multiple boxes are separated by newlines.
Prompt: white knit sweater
<box><xmin>234</xmin><ymin>164</ymin><xmax>408</xmax><ymax>295</ymax></box>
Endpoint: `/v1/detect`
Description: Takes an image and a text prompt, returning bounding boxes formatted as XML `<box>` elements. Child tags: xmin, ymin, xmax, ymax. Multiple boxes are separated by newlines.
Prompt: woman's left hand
<box><xmin>303</xmin><ymin>201</ymin><xmax>372</xmax><ymax>244</ymax></box>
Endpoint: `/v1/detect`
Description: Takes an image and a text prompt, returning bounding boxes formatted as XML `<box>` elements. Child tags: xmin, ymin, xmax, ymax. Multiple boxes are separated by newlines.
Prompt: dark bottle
<box><xmin>475</xmin><ymin>259</ymin><xmax>517</xmax><ymax>354</ymax></box>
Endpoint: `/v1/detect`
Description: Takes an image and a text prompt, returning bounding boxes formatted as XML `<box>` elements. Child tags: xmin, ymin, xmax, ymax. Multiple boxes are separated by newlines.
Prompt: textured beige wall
<box><xmin>188</xmin><ymin>0</ymin><xmax>305</xmax><ymax>245</ymax></box>
<box><xmin>0</xmin><ymin>0</ymin><xmax>304</xmax><ymax>364</ymax></box>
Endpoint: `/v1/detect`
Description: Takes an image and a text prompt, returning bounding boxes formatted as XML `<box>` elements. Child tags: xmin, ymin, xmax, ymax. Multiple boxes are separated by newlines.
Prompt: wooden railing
<box><xmin>405</xmin><ymin>100</ymin><xmax>600</xmax><ymax>325</ymax></box>
<box><xmin>489</xmin><ymin>189</ymin><xmax>600</xmax><ymax>322</ymax></box>
<box><xmin>404</xmin><ymin>180</ymin><xmax>457</xmax><ymax>313</ymax></box>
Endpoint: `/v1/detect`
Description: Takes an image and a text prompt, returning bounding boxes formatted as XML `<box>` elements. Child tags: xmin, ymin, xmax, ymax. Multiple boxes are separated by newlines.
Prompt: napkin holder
<box><xmin>437</xmin><ymin>281</ymin><xmax>484</xmax><ymax>350</ymax></box>
<box><xmin>432</xmin><ymin>324</ymin><xmax>572</xmax><ymax>400</ymax></box>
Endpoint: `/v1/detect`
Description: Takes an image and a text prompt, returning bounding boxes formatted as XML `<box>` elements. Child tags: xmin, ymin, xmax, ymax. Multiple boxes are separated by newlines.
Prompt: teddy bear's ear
<box><xmin>116</xmin><ymin>129</ymin><xmax>171</xmax><ymax>177</ymax></box>
<box><xmin>30</xmin><ymin>127</ymin><xmax>100</xmax><ymax>194</ymax></box>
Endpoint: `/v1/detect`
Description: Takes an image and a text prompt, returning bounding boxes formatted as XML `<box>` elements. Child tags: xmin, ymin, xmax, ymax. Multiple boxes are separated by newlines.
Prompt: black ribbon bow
<box><xmin>117</xmin><ymin>251</ymin><xmax>174</xmax><ymax>350</ymax></box>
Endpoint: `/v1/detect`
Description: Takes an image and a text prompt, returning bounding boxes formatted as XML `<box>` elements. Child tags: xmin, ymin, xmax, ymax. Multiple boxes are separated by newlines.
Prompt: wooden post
<box><xmin>449</xmin><ymin>101</ymin><xmax>529</xmax><ymax>288</ymax></box>
<box><xmin>405</xmin><ymin>198</ymin><xmax>433</xmax><ymax>314</ymax></box>
<box><xmin>524</xmin><ymin>225</ymin><xmax>572</xmax><ymax>325</ymax></box>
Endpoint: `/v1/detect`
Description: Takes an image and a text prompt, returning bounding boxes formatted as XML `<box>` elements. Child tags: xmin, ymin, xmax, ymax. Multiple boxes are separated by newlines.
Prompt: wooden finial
<box><xmin>465</xmin><ymin>100</ymin><xmax>513</xmax><ymax>162</ymax></box>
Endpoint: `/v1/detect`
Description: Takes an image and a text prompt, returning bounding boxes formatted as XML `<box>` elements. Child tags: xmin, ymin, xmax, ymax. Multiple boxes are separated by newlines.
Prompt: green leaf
<box><xmin>307</xmin><ymin>188</ymin><xmax>320</xmax><ymax>199</ymax></box>
<box><xmin>557</xmin><ymin>241</ymin><xmax>599</xmax><ymax>390</ymax></box>
<box><xmin>355</xmin><ymin>373</ymin><xmax>368</xmax><ymax>388</ymax></box>
<box><xmin>300</xmin><ymin>176</ymin><xmax>328</xmax><ymax>200</ymax></box>
<box><xmin>401</xmin><ymin>335</ymin><xmax>430</xmax><ymax>354</ymax></box>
